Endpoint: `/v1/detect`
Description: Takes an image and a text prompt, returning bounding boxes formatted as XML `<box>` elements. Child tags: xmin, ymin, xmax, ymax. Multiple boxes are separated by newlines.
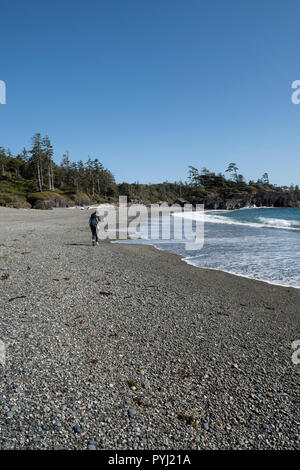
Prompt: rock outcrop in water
<box><xmin>174</xmin><ymin>190</ymin><xmax>300</xmax><ymax>210</ymax></box>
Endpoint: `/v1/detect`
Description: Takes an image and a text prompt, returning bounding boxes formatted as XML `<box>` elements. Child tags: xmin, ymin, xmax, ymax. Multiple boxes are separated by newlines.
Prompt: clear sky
<box><xmin>1</xmin><ymin>0</ymin><xmax>300</xmax><ymax>185</ymax></box>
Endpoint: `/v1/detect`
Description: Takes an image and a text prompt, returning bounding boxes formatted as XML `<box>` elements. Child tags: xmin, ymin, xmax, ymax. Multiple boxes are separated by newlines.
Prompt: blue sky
<box><xmin>1</xmin><ymin>0</ymin><xmax>300</xmax><ymax>185</ymax></box>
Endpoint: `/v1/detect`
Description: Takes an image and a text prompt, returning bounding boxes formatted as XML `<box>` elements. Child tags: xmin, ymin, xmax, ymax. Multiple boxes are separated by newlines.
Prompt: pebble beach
<box><xmin>0</xmin><ymin>206</ymin><xmax>299</xmax><ymax>450</ymax></box>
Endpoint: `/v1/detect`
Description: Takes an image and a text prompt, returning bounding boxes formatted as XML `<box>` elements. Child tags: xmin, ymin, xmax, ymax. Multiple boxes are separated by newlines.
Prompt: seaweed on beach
<box><xmin>108</xmin><ymin>332</ymin><xmax>119</xmax><ymax>338</ymax></box>
<box><xmin>127</xmin><ymin>379</ymin><xmax>139</xmax><ymax>390</ymax></box>
<box><xmin>8</xmin><ymin>295</ymin><xmax>26</xmax><ymax>302</ymax></box>
<box><xmin>178</xmin><ymin>367</ymin><xmax>201</xmax><ymax>380</ymax></box>
<box><xmin>217</xmin><ymin>311</ymin><xmax>230</xmax><ymax>317</ymax></box>
<box><xmin>1</xmin><ymin>273</ymin><xmax>10</xmax><ymax>280</ymax></box>
<box><xmin>177</xmin><ymin>413</ymin><xmax>198</xmax><ymax>430</ymax></box>
<box><xmin>133</xmin><ymin>396</ymin><xmax>151</xmax><ymax>408</ymax></box>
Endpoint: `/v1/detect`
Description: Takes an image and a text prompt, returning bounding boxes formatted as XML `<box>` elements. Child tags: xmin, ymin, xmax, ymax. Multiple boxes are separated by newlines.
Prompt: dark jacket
<box><xmin>89</xmin><ymin>212</ymin><xmax>100</xmax><ymax>227</ymax></box>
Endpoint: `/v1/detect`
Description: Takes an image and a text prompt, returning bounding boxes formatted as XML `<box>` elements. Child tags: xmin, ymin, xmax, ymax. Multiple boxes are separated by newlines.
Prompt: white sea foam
<box><xmin>202</xmin><ymin>213</ymin><xmax>300</xmax><ymax>231</ymax></box>
<box><xmin>258</xmin><ymin>217</ymin><xmax>300</xmax><ymax>228</ymax></box>
<box><xmin>182</xmin><ymin>257</ymin><xmax>300</xmax><ymax>289</ymax></box>
<box><xmin>118</xmin><ymin>208</ymin><xmax>300</xmax><ymax>289</ymax></box>
<box><xmin>171</xmin><ymin>209</ymin><xmax>300</xmax><ymax>288</ymax></box>
<box><xmin>173</xmin><ymin>209</ymin><xmax>300</xmax><ymax>231</ymax></box>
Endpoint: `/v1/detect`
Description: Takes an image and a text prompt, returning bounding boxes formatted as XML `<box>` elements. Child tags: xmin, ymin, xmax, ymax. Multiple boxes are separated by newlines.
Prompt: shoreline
<box><xmin>1</xmin><ymin>203</ymin><xmax>299</xmax><ymax>290</ymax></box>
<box><xmin>183</xmin><ymin>258</ymin><xmax>300</xmax><ymax>290</ymax></box>
<box><xmin>0</xmin><ymin>206</ymin><xmax>299</xmax><ymax>449</ymax></box>
<box><xmin>117</xmin><ymin>240</ymin><xmax>300</xmax><ymax>291</ymax></box>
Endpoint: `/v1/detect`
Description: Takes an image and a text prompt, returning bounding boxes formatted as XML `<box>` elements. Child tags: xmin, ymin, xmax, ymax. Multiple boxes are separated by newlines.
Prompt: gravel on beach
<box><xmin>0</xmin><ymin>206</ymin><xmax>299</xmax><ymax>450</ymax></box>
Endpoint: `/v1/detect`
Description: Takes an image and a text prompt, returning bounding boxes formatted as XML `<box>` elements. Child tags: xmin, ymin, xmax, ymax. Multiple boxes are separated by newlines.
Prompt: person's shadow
<box><xmin>66</xmin><ymin>243</ymin><xmax>92</xmax><ymax>246</ymax></box>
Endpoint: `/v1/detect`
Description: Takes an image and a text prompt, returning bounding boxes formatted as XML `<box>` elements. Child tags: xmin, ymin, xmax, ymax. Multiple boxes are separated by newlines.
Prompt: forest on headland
<box><xmin>1</xmin><ymin>133</ymin><xmax>300</xmax><ymax>210</ymax></box>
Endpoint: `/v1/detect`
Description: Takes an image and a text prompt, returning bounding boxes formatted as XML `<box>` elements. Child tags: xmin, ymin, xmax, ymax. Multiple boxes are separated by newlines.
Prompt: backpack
<box><xmin>90</xmin><ymin>216</ymin><xmax>99</xmax><ymax>228</ymax></box>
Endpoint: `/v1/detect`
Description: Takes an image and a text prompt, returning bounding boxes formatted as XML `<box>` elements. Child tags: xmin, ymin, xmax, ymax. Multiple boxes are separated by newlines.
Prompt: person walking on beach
<box><xmin>89</xmin><ymin>211</ymin><xmax>100</xmax><ymax>246</ymax></box>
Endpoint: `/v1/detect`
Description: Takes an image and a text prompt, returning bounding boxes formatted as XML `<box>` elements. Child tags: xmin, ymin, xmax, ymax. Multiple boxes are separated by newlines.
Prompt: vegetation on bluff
<box><xmin>0</xmin><ymin>134</ymin><xmax>300</xmax><ymax>208</ymax></box>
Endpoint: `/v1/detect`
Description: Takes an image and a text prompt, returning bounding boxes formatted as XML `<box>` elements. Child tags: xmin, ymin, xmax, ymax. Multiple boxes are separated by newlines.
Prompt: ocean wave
<box><xmin>203</xmin><ymin>213</ymin><xmax>300</xmax><ymax>231</ymax></box>
<box><xmin>173</xmin><ymin>210</ymin><xmax>300</xmax><ymax>231</ymax></box>
<box><xmin>258</xmin><ymin>217</ymin><xmax>300</xmax><ymax>228</ymax></box>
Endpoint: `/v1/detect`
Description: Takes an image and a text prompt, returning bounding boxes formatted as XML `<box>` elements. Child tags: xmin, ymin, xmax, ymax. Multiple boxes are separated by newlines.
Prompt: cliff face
<box><xmin>175</xmin><ymin>190</ymin><xmax>300</xmax><ymax>210</ymax></box>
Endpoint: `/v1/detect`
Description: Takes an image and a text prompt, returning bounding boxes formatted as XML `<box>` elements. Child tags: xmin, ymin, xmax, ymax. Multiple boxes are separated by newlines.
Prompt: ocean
<box><xmin>119</xmin><ymin>207</ymin><xmax>300</xmax><ymax>289</ymax></box>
